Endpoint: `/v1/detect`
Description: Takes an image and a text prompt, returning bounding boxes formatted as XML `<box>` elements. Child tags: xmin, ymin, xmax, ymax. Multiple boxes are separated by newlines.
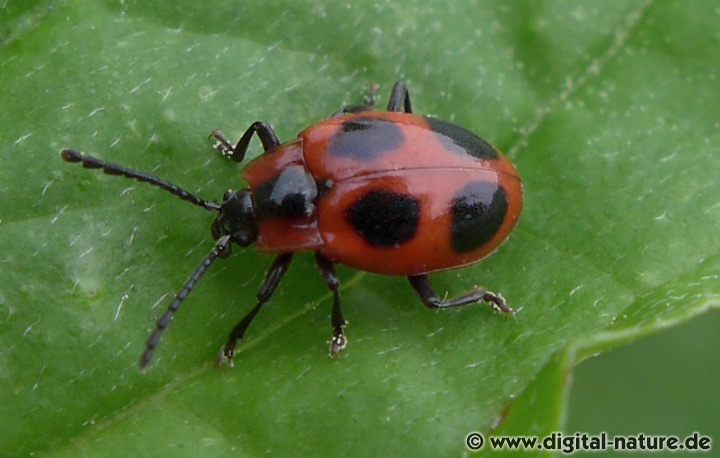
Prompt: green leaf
<box><xmin>1</xmin><ymin>1</ymin><xmax>718</xmax><ymax>456</ymax></box>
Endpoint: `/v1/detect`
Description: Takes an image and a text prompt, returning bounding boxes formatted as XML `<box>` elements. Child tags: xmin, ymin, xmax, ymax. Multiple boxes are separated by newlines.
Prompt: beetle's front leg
<box><xmin>217</xmin><ymin>253</ymin><xmax>294</xmax><ymax>366</ymax></box>
<box><xmin>209</xmin><ymin>121</ymin><xmax>281</xmax><ymax>162</ymax></box>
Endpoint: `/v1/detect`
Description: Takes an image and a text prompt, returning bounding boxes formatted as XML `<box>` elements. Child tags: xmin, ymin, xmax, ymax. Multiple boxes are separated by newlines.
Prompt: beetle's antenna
<box><xmin>140</xmin><ymin>234</ymin><xmax>232</xmax><ymax>369</ymax></box>
<box><xmin>61</xmin><ymin>149</ymin><xmax>221</xmax><ymax>212</ymax></box>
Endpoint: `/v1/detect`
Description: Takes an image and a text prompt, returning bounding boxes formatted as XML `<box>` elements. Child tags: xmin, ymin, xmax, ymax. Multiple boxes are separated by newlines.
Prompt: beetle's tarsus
<box><xmin>329</xmin><ymin>326</ymin><xmax>348</xmax><ymax>356</ymax></box>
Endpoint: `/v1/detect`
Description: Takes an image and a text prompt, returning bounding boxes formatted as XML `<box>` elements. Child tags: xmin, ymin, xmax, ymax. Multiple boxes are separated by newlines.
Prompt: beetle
<box><xmin>61</xmin><ymin>81</ymin><xmax>522</xmax><ymax>369</ymax></box>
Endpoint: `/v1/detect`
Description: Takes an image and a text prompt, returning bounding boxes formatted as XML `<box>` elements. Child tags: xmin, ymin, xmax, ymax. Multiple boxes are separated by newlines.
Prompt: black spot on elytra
<box><xmin>425</xmin><ymin>117</ymin><xmax>498</xmax><ymax>160</ymax></box>
<box><xmin>346</xmin><ymin>190</ymin><xmax>420</xmax><ymax>247</ymax></box>
<box><xmin>253</xmin><ymin>165</ymin><xmax>318</xmax><ymax>220</ymax></box>
<box><xmin>450</xmin><ymin>181</ymin><xmax>507</xmax><ymax>253</ymax></box>
<box><xmin>328</xmin><ymin>117</ymin><xmax>405</xmax><ymax>161</ymax></box>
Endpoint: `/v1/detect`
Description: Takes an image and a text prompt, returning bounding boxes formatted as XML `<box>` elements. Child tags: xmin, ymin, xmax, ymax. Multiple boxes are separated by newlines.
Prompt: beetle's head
<box><xmin>211</xmin><ymin>189</ymin><xmax>257</xmax><ymax>255</ymax></box>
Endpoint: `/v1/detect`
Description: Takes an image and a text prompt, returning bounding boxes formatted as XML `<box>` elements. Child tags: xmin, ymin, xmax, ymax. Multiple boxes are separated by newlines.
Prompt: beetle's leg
<box><xmin>331</xmin><ymin>83</ymin><xmax>379</xmax><ymax>118</ymax></box>
<box><xmin>139</xmin><ymin>235</ymin><xmax>232</xmax><ymax>369</ymax></box>
<box><xmin>217</xmin><ymin>253</ymin><xmax>293</xmax><ymax>366</ymax></box>
<box><xmin>408</xmin><ymin>274</ymin><xmax>513</xmax><ymax>314</ymax></box>
<box><xmin>386</xmin><ymin>81</ymin><xmax>413</xmax><ymax>113</ymax></box>
<box><xmin>314</xmin><ymin>252</ymin><xmax>348</xmax><ymax>355</ymax></box>
<box><xmin>331</xmin><ymin>105</ymin><xmax>368</xmax><ymax>118</ymax></box>
<box><xmin>209</xmin><ymin>121</ymin><xmax>280</xmax><ymax>162</ymax></box>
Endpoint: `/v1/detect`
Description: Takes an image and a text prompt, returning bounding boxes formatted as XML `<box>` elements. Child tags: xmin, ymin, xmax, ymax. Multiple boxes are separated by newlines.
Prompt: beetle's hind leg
<box><xmin>331</xmin><ymin>83</ymin><xmax>379</xmax><ymax>118</ymax></box>
<box><xmin>408</xmin><ymin>274</ymin><xmax>513</xmax><ymax>314</ymax></box>
<box><xmin>315</xmin><ymin>252</ymin><xmax>348</xmax><ymax>355</ymax></box>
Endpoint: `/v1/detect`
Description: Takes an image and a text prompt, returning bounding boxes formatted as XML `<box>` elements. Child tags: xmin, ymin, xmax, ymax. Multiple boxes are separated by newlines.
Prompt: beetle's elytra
<box><xmin>61</xmin><ymin>81</ymin><xmax>522</xmax><ymax>369</ymax></box>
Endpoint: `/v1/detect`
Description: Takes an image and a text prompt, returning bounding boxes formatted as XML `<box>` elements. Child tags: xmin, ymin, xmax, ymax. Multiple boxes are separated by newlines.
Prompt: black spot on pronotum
<box><xmin>425</xmin><ymin>117</ymin><xmax>498</xmax><ymax>160</ymax></box>
<box><xmin>253</xmin><ymin>165</ymin><xmax>318</xmax><ymax>219</ymax></box>
<box><xmin>346</xmin><ymin>190</ymin><xmax>420</xmax><ymax>247</ymax></box>
<box><xmin>328</xmin><ymin>117</ymin><xmax>405</xmax><ymax>160</ymax></box>
<box><xmin>450</xmin><ymin>181</ymin><xmax>508</xmax><ymax>253</ymax></box>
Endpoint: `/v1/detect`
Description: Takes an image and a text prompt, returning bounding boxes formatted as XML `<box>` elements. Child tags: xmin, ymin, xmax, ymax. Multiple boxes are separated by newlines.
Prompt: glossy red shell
<box><xmin>242</xmin><ymin>111</ymin><xmax>522</xmax><ymax>276</ymax></box>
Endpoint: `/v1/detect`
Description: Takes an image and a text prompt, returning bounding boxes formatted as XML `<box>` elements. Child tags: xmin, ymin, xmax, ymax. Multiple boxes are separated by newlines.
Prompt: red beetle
<box><xmin>61</xmin><ymin>82</ymin><xmax>522</xmax><ymax>368</ymax></box>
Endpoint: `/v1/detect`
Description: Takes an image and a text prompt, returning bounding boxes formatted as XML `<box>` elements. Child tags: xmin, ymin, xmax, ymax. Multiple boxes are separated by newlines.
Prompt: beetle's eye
<box><xmin>222</xmin><ymin>189</ymin><xmax>234</xmax><ymax>201</ymax></box>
